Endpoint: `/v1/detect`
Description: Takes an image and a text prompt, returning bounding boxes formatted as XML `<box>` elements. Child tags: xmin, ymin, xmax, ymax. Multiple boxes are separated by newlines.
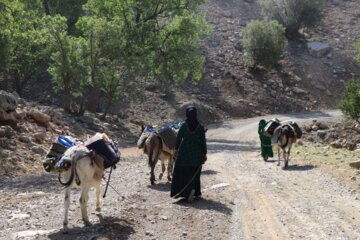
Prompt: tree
<box><xmin>0</xmin><ymin>0</ymin><xmax>48</xmax><ymax>95</ymax></box>
<box><xmin>76</xmin><ymin>16</ymin><xmax>126</xmax><ymax>112</ymax></box>
<box><xmin>241</xmin><ymin>20</ymin><xmax>287</xmax><ymax>69</ymax></box>
<box><xmin>43</xmin><ymin>0</ymin><xmax>87</xmax><ymax>35</ymax></box>
<box><xmin>84</xmin><ymin>0</ymin><xmax>210</xmax><ymax>93</ymax></box>
<box><xmin>98</xmin><ymin>60</ymin><xmax>123</xmax><ymax>119</ymax></box>
<box><xmin>338</xmin><ymin>40</ymin><xmax>360</xmax><ymax>123</ymax></box>
<box><xmin>46</xmin><ymin>15</ymin><xmax>89</xmax><ymax>113</ymax></box>
<box><xmin>338</xmin><ymin>79</ymin><xmax>360</xmax><ymax>123</ymax></box>
<box><xmin>259</xmin><ymin>0</ymin><xmax>325</xmax><ymax>38</ymax></box>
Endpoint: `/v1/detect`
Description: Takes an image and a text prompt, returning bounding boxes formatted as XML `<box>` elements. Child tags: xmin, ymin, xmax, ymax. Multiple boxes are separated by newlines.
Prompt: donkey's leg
<box><xmin>284</xmin><ymin>145</ymin><xmax>291</xmax><ymax>169</ymax></box>
<box><xmin>95</xmin><ymin>183</ymin><xmax>101</xmax><ymax>212</ymax></box>
<box><xmin>277</xmin><ymin>146</ymin><xmax>281</xmax><ymax>166</ymax></box>
<box><xmin>63</xmin><ymin>187</ymin><xmax>71</xmax><ymax>232</ymax></box>
<box><xmin>167</xmin><ymin>156</ymin><xmax>173</xmax><ymax>181</ymax></box>
<box><xmin>150</xmin><ymin>150</ymin><xmax>158</xmax><ymax>185</ymax></box>
<box><xmin>282</xmin><ymin>148</ymin><xmax>287</xmax><ymax>169</ymax></box>
<box><xmin>79</xmin><ymin>186</ymin><xmax>90</xmax><ymax>225</ymax></box>
<box><xmin>284</xmin><ymin>151</ymin><xmax>289</xmax><ymax>168</ymax></box>
<box><xmin>159</xmin><ymin>159</ymin><xmax>165</xmax><ymax>180</ymax></box>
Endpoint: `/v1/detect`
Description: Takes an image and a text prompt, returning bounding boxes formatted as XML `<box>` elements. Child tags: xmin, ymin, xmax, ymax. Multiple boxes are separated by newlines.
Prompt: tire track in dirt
<box><xmin>206</xmin><ymin>111</ymin><xmax>360</xmax><ymax>240</ymax></box>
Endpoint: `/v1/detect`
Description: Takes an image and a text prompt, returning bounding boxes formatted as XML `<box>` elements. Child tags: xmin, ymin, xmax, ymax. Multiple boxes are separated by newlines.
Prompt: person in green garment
<box><xmin>258</xmin><ymin>119</ymin><xmax>273</xmax><ymax>161</ymax></box>
<box><xmin>171</xmin><ymin>106</ymin><xmax>207</xmax><ymax>202</ymax></box>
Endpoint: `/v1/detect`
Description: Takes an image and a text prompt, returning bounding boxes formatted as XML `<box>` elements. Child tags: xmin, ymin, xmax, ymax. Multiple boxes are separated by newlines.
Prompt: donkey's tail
<box><xmin>58</xmin><ymin>158</ymin><xmax>76</xmax><ymax>186</ymax></box>
<box><xmin>58</xmin><ymin>154</ymin><xmax>84</xmax><ymax>186</ymax></box>
<box><xmin>148</xmin><ymin>135</ymin><xmax>161</xmax><ymax>168</ymax></box>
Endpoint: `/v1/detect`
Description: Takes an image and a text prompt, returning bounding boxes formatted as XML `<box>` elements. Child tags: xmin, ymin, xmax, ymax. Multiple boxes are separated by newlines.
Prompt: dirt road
<box><xmin>1</xmin><ymin>110</ymin><xmax>360</xmax><ymax>240</ymax></box>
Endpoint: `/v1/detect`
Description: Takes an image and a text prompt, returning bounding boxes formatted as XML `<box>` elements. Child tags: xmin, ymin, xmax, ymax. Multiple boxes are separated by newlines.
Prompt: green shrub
<box><xmin>338</xmin><ymin>79</ymin><xmax>360</xmax><ymax>123</ymax></box>
<box><xmin>241</xmin><ymin>20</ymin><xmax>287</xmax><ymax>69</ymax></box>
<box><xmin>259</xmin><ymin>0</ymin><xmax>325</xmax><ymax>38</ymax></box>
<box><xmin>355</xmin><ymin>40</ymin><xmax>360</xmax><ymax>62</ymax></box>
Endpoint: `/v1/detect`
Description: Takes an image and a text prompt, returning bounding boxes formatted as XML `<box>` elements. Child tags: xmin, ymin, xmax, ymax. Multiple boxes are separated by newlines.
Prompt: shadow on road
<box><xmin>147</xmin><ymin>182</ymin><xmax>171</xmax><ymax>192</ymax></box>
<box><xmin>281</xmin><ymin>111</ymin><xmax>333</xmax><ymax>119</ymax></box>
<box><xmin>284</xmin><ymin>164</ymin><xmax>316</xmax><ymax>171</ymax></box>
<box><xmin>207</xmin><ymin>139</ymin><xmax>258</xmax><ymax>153</ymax></box>
<box><xmin>174</xmin><ymin>198</ymin><xmax>232</xmax><ymax>215</ymax></box>
<box><xmin>0</xmin><ymin>173</ymin><xmax>61</xmax><ymax>193</ymax></box>
<box><xmin>48</xmin><ymin>215</ymin><xmax>135</xmax><ymax>240</ymax></box>
<box><xmin>202</xmin><ymin>169</ymin><xmax>218</xmax><ymax>175</ymax></box>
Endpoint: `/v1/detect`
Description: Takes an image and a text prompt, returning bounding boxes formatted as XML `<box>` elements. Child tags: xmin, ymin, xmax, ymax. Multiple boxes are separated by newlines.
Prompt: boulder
<box><xmin>349</xmin><ymin>161</ymin><xmax>360</xmax><ymax>169</ymax></box>
<box><xmin>330</xmin><ymin>140</ymin><xmax>342</xmax><ymax>148</ymax></box>
<box><xmin>0</xmin><ymin>90</ymin><xmax>23</xmax><ymax>125</ymax></box>
<box><xmin>306</xmin><ymin>42</ymin><xmax>331</xmax><ymax>58</ymax></box>
<box><xmin>292</xmin><ymin>87</ymin><xmax>308</xmax><ymax>94</ymax></box>
<box><xmin>33</xmin><ymin>132</ymin><xmax>46</xmax><ymax>143</ymax></box>
<box><xmin>29</xmin><ymin>109</ymin><xmax>51</xmax><ymax>125</ymax></box>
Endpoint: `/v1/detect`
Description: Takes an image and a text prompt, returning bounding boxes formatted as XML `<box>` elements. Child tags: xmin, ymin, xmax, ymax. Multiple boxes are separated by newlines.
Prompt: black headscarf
<box><xmin>185</xmin><ymin>106</ymin><xmax>199</xmax><ymax>132</ymax></box>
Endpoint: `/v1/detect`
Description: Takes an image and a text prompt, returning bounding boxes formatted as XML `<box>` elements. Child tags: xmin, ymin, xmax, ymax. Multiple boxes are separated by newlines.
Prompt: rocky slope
<box><xmin>124</xmin><ymin>0</ymin><xmax>360</xmax><ymax>125</ymax></box>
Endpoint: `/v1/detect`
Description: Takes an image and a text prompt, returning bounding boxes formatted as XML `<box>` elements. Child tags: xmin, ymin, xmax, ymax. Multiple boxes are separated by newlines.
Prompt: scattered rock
<box><xmin>349</xmin><ymin>161</ymin><xmax>360</xmax><ymax>169</ymax></box>
<box><xmin>307</xmin><ymin>42</ymin><xmax>331</xmax><ymax>58</ymax></box>
<box><xmin>28</xmin><ymin>109</ymin><xmax>51</xmax><ymax>126</ymax></box>
<box><xmin>33</xmin><ymin>132</ymin><xmax>46</xmax><ymax>144</ymax></box>
<box><xmin>31</xmin><ymin>146</ymin><xmax>46</xmax><ymax>155</ymax></box>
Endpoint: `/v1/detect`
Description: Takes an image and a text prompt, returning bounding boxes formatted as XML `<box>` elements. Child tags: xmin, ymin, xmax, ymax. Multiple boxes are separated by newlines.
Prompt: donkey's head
<box><xmin>137</xmin><ymin>125</ymin><xmax>156</xmax><ymax>149</ymax></box>
<box><xmin>277</xmin><ymin>124</ymin><xmax>297</xmax><ymax>148</ymax></box>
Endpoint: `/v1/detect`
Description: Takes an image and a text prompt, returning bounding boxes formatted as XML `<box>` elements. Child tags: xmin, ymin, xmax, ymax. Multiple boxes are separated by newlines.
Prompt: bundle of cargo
<box><xmin>289</xmin><ymin>121</ymin><xmax>302</xmax><ymax>138</ymax></box>
<box><xmin>43</xmin><ymin>136</ymin><xmax>77</xmax><ymax>172</ymax></box>
<box><xmin>84</xmin><ymin>133</ymin><xmax>120</xmax><ymax>169</ymax></box>
<box><xmin>264</xmin><ymin>118</ymin><xmax>281</xmax><ymax>137</ymax></box>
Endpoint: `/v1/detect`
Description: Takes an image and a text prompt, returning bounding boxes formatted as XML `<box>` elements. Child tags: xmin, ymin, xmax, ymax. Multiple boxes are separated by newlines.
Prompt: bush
<box><xmin>355</xmin><ymin>40</ymin><xmax>360</xmax><ymax>62</ymax></box>
<box><xmin>241</xmin><ymin>20</ymin><xmax>287</xmax><ymax>69</ymax></box>
<box><xmin>259</xmin><ymin>0</ymin><xmax>325</xmax><ymax>38</ymax></box>
<box><xmin>338</xmin><ymin>79</ymin><xmax>360</xmax><ymax>123</ymax></box>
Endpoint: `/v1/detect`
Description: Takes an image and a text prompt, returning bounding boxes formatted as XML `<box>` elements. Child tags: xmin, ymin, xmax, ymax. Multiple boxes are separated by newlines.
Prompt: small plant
<box><xmin>355</xmin><ymin>40</ymin><xmax>360</xmax><ymax>62</ymax></box>
<box><xmin>338</xmin><ymin>79</ymin><xmax>360</xmax><ymax>124</ymax></box>
<box><xmin>241</xmin><ymin>20</ymin><xmax>287</xmax><ymax>69</ymax></box>
<box><xmin>259</xmin><ymin>0</ymin><xmax>325</xmax><ymax>38</ymax></box>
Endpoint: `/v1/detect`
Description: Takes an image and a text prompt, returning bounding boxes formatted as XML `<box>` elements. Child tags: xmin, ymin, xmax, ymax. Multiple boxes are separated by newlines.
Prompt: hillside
<box><xmin>123</xmin><ymin>0</ymin><xmax>360</xmax><ymax>126</ymax></box>
<box><xmin>0</xmin><ymin>0</ymin><xmax>360</xmax><ymax>178</ymax></box>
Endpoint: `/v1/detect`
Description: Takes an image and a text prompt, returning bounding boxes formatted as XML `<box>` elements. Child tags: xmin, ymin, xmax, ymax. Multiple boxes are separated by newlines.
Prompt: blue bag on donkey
<box><xmin>85</xmin><ymin>133</ymin><xmax>120</xmax><ymax>169</ymax></box>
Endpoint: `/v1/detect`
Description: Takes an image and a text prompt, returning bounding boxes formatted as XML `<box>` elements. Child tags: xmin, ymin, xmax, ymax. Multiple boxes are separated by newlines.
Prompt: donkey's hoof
<box><xmin>95</xmin><ymin>207</ymin><xmax>101</xmax><ymax>212</ymax></box>
<box><xmin>62</xmin><ymin>222</ymin><xmax>68</xmax><ymax>234</ymax></box>
<box><xmin>159</xmin><ymin>173</ymin><xmax>163</xmax><ymax>180</ymax></box>
<box><xmin>83</xmin><ymin>219</ymin><xmax>91</xmax><ymax>226</ymax></box>
<box><xmin>167</xmin><ymin>176</ymin><xmax>172</xmax><ymax>181</ymax></box>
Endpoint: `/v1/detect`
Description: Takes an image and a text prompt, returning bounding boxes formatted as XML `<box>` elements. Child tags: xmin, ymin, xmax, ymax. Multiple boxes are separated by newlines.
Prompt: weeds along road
<box><xmin>2</xmin><ymin>110</ymin><xmax>360</xmax><ymax>240</ymax></box>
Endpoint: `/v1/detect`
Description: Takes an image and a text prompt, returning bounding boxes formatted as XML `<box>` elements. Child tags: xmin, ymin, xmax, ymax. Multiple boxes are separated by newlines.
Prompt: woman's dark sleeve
<box><xmin>201</xmin><ymin>126</ymin><xmax>207</xmax><ymax>155</ymax></box>
<box><xmin>175</xmin><ymin>124</ymin><xmax>185</xmax><ymax>150</ymax></box>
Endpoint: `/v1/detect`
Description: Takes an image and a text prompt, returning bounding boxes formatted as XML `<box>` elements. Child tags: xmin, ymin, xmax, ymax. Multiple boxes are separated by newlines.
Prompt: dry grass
<box><xmin>292</xmin><ymin>144</ymin><xmax>360</xmax><ymax>191</ymax></box>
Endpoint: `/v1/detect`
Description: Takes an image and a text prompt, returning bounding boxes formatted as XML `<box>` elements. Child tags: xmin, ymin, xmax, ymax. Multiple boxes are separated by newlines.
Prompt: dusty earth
<box><xmin>1</xmin><ymin>110</ymin><xmax>360</xmax><ymax>240</ymax></box>
<box><xmin>1</xmin><ymin>1</ymin><xmax>360</xmax><ymax>239</ymax></box>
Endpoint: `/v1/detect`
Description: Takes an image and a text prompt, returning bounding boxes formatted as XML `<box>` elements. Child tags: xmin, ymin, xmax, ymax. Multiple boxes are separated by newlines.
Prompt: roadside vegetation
<box><xmin>0</xmin><ymin>0</ymin><xmax>210</xmax><ymax>116</ymax></box>
<box><xmin>241</xmin><ymin>20</ymin><xmax>287</xmax><ymax>69</ymax></box>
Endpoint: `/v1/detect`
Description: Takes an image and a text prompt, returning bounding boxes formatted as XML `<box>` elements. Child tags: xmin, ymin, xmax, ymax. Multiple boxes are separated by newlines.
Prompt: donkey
<box><xmin>137</xmin><ymin>125</ymin><xmax>176</xmax><ymax>185</ymax></box>
<box><xmin>274</xmin><ymin>124</ymin><xmax>297</xmax><ymax>169</ymax></box>
<box><xmin>58</xmin><ymin>145</ymin><xmax>105</xmax><ymax>232</ymax></box>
